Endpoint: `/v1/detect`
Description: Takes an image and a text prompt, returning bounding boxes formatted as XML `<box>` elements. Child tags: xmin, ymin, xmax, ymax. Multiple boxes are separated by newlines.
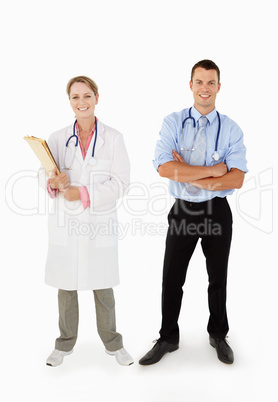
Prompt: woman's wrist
<box><xmin>49</xmin><ymin>177</ymin><xmax>57</xmax><ymax>189</ymax></box>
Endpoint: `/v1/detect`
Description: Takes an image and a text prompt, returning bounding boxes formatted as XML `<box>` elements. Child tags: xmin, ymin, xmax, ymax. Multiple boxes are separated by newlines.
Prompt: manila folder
<box><xmin>24</xmin><ymin>136</ymin><xmax>60</xmax><ymax>176</ymax></box>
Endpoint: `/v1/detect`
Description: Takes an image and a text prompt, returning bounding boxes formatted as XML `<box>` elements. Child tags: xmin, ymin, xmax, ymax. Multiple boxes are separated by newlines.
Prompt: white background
<box><xmin>2</xmin><ymin>0</ymin><xmax>277</xmax><ymax>401</ymax></box>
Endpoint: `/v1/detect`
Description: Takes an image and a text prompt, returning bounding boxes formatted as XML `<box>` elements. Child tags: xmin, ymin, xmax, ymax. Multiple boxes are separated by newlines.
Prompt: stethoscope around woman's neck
<box><xmin>181</xmin><ymin>107</ymin><xmax>221</xmax><ymax>161</ymax></box>
<box><xmin>62</xmin><ymin>117</ymin><xmax>98</xmax><ymax>169</ymax></box>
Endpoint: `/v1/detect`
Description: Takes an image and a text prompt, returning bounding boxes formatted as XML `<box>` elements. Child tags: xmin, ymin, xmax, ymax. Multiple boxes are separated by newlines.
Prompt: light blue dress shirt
<box><xmin>153</xmin><ymin>106</ymin><xmax>248</xmax><ymax>202</ymax></box>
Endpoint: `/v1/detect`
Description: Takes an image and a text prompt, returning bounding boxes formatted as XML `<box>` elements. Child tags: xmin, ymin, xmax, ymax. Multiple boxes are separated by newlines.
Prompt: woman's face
<box><xmin>69</xmin><ymin>82</ymin><xmax>99</xmax><ymax>120</ymax></box>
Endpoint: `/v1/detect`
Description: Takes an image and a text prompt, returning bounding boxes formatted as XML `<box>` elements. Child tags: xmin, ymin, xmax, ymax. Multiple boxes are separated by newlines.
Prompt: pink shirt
<box><xmin>47</xmin><ymin>120</ymin><xmax>96</xmax><ymax>209</ymax></box>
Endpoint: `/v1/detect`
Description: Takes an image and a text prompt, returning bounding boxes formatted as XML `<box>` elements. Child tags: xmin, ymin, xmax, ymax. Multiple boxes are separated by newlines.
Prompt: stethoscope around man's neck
<box><xmin>181</xmin><ymin>107</ymin><xmax>221</xmax><ymax>161</ymax></box>
<box><xmin>63</xmin><ymin>118</ymin><xmax>98</xmax><ymax>169</ymax></box>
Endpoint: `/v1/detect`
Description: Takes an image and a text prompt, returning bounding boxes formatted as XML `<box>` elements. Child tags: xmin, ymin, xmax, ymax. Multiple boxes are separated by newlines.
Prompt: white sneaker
<box><xmin>105</xmin><ymin>347</ymin><xmax>134</xmax><ymax>366</ymax></box>
<box><xmin>46</xmin><ymin>349</ymin><xmax>73</xmax><ymax>367</ymax></box>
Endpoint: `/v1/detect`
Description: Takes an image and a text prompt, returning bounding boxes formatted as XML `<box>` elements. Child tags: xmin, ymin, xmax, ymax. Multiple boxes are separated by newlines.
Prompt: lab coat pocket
<box><xmin>87</xmin><ymin>159</ymin><xmax>112</xmax><ymax>184</ymax></box>
<box><xmin>206</xmin><ymin>147</ymin><xmax>227</xmax><ymax>166</ymax></box>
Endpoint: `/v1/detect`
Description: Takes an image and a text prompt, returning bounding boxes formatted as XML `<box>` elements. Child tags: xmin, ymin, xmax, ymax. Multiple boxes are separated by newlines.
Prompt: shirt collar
<box><xmin>75</xmin><ymin>120</ymin><xmax>96</xmax><ymax>138</ymax></box>
<box><xmin>191</xmin><ymin>106</ymin><xmax>217</xmax><ymax>125</ymax></box>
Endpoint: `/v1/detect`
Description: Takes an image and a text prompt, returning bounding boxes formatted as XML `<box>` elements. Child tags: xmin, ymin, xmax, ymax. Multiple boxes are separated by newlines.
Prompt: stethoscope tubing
<box><xmin>63</xmin><ymin>118</ymin><xmax>98</xmax><ymax>169</ymax></box>
<box><xmin>181</xmin><ymin>107</ymin><xmax>221</xmax><ymax>160</ymax></box>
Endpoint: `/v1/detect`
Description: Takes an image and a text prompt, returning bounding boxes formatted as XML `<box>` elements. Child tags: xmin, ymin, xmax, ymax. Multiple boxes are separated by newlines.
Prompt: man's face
<box><xmin>190</xmin><ymin>67</ymin><xmax>221</xmax><ymax>114</ymax></box>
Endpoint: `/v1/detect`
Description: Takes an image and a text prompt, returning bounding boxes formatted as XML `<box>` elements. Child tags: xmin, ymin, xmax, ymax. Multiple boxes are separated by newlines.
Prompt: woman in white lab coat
<box><xmin>39</xmin><ymin>76</ymin><xmax>133</xmax><ymax>367</ymax></box>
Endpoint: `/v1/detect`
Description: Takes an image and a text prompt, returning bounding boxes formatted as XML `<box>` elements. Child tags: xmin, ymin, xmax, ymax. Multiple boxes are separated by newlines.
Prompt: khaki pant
<box><xmin>55</xmin><ymin>288</ymin><xmax>123</xmax><ymax>352</ymax></box>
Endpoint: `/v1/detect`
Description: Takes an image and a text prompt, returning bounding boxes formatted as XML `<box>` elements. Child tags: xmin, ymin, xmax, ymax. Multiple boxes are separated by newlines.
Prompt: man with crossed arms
<box><xmin>139</xmin><ymin>59</ymin><xmax>247</xmax><ymax>365</ymax></box>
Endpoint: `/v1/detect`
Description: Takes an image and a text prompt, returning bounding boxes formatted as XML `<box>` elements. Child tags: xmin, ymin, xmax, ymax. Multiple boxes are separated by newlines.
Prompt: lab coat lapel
<box><xmin>75</xmin><ymin>143</ymin><xmax>84</xmax><ymax>166</ymax></box>
<box><xmin>66</xmin><ymin>124</ymin><xmax>83</xmax><ymax>167</ymax></box>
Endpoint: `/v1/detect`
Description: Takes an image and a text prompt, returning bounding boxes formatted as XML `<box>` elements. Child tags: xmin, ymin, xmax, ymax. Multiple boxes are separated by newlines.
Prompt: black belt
<box><xmin>176</xmin><ymin>196</ymin><xmax>226</xmax><ymax>210</ymax></box>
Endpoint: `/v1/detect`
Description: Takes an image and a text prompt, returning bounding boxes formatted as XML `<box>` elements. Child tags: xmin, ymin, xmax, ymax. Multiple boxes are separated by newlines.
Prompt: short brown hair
<box><xmin>66</xmin><ymin>76</ymin><xmax>98</xmax><ymax>96</ymax></box>
<box><xmin>191</xmin><ymin>60</ymin><xmax>220</xmax><ymax>83</ymax></box>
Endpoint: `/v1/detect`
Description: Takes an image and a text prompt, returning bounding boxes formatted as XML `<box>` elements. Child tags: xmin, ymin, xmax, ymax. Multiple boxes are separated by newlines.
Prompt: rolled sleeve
<box><xmin>79</xmin><ymin>186</ymin><xmax>91</xmax><ymax>209</ymax></box>
<box><xmin>46</xmin><ymin>179</ymin><xmax>57</xmax><ymax>199</ymax></box>
<box><xmin>225</xmin><ymin>125</ymin><xmax>248</xmax><ymax>173</ymax></box>
<box><xmin>153</xmin><ymin>116</ymin><xmax>178</xmax><ymax>171</ymax></box>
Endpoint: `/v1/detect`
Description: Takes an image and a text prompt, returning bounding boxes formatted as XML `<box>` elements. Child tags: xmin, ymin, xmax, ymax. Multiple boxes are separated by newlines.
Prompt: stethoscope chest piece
<box><xmin>88</xmin><ymin>157</ymin><xmax>97</xmax><ymax>166</ymax></box>
<box><xmin>212</xmin><ymin>151</ymin><xmax>219</xmax><ymax>161</ymax></box>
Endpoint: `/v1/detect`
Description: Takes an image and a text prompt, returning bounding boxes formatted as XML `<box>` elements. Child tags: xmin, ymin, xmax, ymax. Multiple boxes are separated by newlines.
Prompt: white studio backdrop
<box><xmin>2</xmin><ymin>1</ymin><xmax>277</xmax><ymax>401</ymax></box>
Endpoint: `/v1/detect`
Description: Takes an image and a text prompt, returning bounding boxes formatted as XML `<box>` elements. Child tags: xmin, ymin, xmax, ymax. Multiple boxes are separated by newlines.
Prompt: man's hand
<box><xmin>210</xmin><ymin>162</ymin><xmax>228</xmax><ymax>177</ymax></box>
<box><xmin>49</xmin><ymin>167</ymin><xmax>70</xmax><ymax>191</ymax></box>
<box><xmin>172</xmin><ymin>150</ymin><xmax>186</xmax><ymax>163</ymax></box>
<box><xmin>172</xmin><ymin>150</ymin><xmax>227</xmax><ymax>177</ymax></box>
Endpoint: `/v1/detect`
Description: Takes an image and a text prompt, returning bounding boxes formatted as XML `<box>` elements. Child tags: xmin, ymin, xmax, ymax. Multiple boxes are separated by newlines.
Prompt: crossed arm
<box><xmin>158</xmin><ymin>150</ymin><xmax>245</xmax><ymax>191</ymax></box>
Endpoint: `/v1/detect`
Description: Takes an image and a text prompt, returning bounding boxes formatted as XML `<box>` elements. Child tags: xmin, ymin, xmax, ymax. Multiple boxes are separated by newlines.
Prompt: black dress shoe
<box><xmin>139</xmin><ymin>339</ymin><xmax>179</xmax><ymax>365</ymax></box>
<box><xmin>209</xmin><ymin>336</ymin><xmax>234</xmax><ymax>364</ymax></box>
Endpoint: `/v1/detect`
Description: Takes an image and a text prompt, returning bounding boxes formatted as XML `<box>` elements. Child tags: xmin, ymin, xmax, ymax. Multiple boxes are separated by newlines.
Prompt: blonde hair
<box><xmin>66</xmin><ymin>76</ymin><xmax>98</xmax><ymax>96</ymax></box>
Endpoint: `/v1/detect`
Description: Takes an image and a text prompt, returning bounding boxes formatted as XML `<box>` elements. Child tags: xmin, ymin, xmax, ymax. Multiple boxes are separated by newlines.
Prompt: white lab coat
<box><xmin>38</xmin><ymin>120</ymin><xmax>130</xmax><ymax>291</ymax></box>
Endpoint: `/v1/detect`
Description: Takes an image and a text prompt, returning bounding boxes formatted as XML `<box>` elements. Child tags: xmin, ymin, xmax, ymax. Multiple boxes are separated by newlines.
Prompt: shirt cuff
<box><xmin>79</xmin><ymin>186</ymin><xmax>91</xmax><ymax>209</ymax></box>
<box><xmin>153</xmin><ymin>156</ymin><xmax>173</xmax><ymax>172</ymax></box>
<box><xmin>47</xmin><ymin>179</ymin><xmax>57</xmax><ymax>199</ymax></box>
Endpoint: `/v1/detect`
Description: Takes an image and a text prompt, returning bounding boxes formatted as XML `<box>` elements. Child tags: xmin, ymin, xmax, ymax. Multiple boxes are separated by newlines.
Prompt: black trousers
<box><xmin>159</xmin><ymin>197</ymin><xmax>233</xmax><ymax>344</ymax></box>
